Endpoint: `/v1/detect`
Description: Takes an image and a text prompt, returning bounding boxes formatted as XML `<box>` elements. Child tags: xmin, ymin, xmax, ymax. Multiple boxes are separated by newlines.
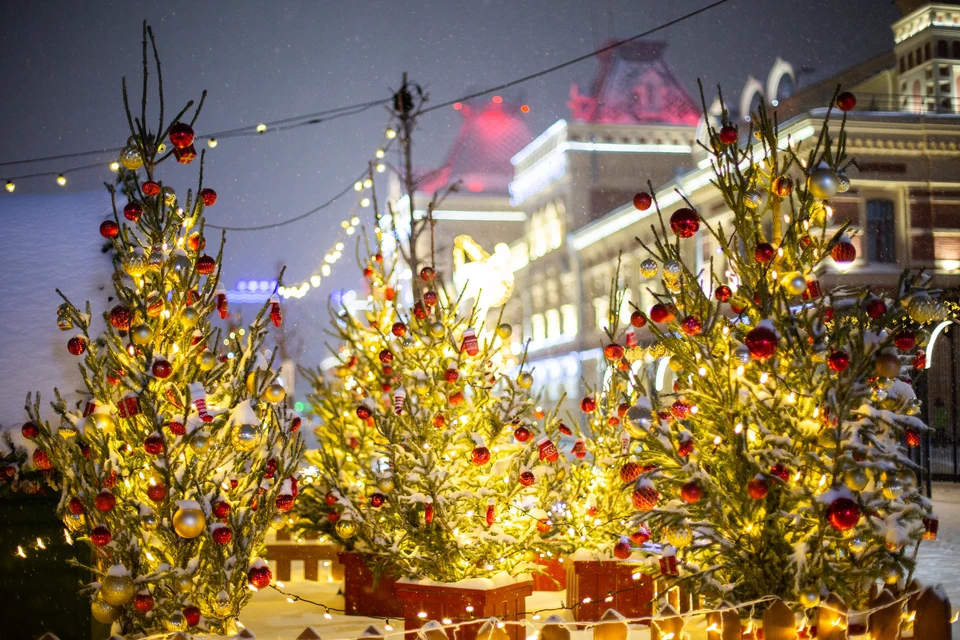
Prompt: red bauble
<box><xmin>866</xmin><ymin>298</ymin><xmax>887</xmax><ymax>319</ymax></box>
<box><xmin>144</xmin><ymin>433</ymin><xmax>164</xmax><ymax>455</ymax></box>
<box><xmin>714</xmin><ymin>285</ymin><xmax>732</xmax><ymax>303</ymax></box>
<box><xmin>773</xmin><ymin>176</ymin><xmax>794</xmax><ymax>197</ymax></box>
<box><xmin>471</xmin><ymin>447</ymin><xmax>491</xmax><ymax>466</ymax></box>
<box><xmin>649</xmin><ymin>303</ymin><xmax>675</xmax><ymax>324</ymax></box>
<box><xmin>770</xmin><ymin>464</ymin><xmax>790</xmax><ymax>481</ymax></box>
<box><xmin>123</xmin><ymin>202</ymin><xmax>143</xmax><ymax>222</ymax></box>
<box><xmin>183</xmin><ymin>605</ymin><xmax>202</xmax><ymax>627</ymax></box>
<box><xmin>754</xmin><ymin>243</ymin><xmax>775</xmax><ymax>264</ymax></box>
<box><xmin>276</xmin><ymin>494</ymin><xmax>295</xmax><ymax>513</ymax></box>
<box><xmin>99</xmin><ymin>219</ymin><xmax>119</xmax><ymax>238</ymax></box>
<box><xmin>680</xmin><ymin>480</ymin><xmax>703</xmax><ymax>503</ymax></box>
<box><xmin>905</xmin><ymin>428</ymin><xmax>921</xmax><ymax>447</ymax></box>
<box><xmin>248</xmin><ymin>565</ymin><xmax>272</xmax><ymax>589</ymax></box>
<box><xmin>264</xmin><ymin>458</ymin><xmax>277</xmax><ymax>479</ymax></box>
<box><xmin>420</xmin><ymin>266</ymin><xmax>435</xmax><ymax>282</ymax></box>
<box><xmin>514</xmin><ymin>426</ymin><xmax>531</xmax><ymax>442</ymax></box>
<box><xmin>630</xmin><ymin>526</ymin><xmax>651</xmax><ymax>545</ymax></box>
<box><xmin>200</xmin><ymin>188</ymin><xmax>218</xmax><ymax>206</ymax></box>
<box><xmin>371</xmin><ymin>493</ymin><xmax>385</xmax><ymax>507</ymax></box>
<box><xmin>356</xmin><ymin>405</ymin><xmax>372</xmax><ymax>420</ymax></box>
<box><xmin>378</xmin><ymin>349</ymin><xmax>393</xmax><ymax>364</ymax></box>
<box><xmin>413</xmin><ymin>302</ymin><xmax>427</xmax><ymax>320</ymax></box>
<box><xmin>836</xmin><ymin>92</ymin><xmax>857</xmax><ymax>112</ymax></box>
<box><xmin>168</xmin><ymin>420</ymin><xmax>186</xmax><ymax>436</ymax></box>
<box><xmin>444</xmin><ymin>368</ymin><xmax>459</xmax><ymax>383</ymax></box>
<box><xmin>827</xmin><ymin>350</ymin><xmax>850</xmax><ymax>373</ymax></box>
<box><xmin>613</xmin><ymin>538</ymin><xmax>632</xmax><ymax>560</ymax></box>
<box><xmin>580</xmin><ymin>396</ymin><xmax>597</xmax><ymax>413</ymax></box>
<box><xmin>424</xmin><ymin>290</ymin><xmax>438</xmax><ymax>306</ymax></box>
<box><xmin>604</xmin><ymin>343</ymin><xmax>625</xmax><ymax>360</ymax></box>
<box><xmin>196</xmin><ymin>254</ymin><xmax>216</xmax><ymax>275</ymax></box>
<box><xmin>718</xmin><ymin>125</ymin><xmax>738</xmax><ymax>145</ymax></box>
<box><xmin>747</xmin><ymin>476</ymin><xmax>768</xmax><ymax>500</ymax></box>
<box><xmin>633</xmin><ymin>192</ymin><xmax>652</xmax><ymax>211</ymax></box>
<box><xmin>680</xmin><ymin>315</ymin><xmax>702</xmax><ymax>336</ymax></box>
<box><xmin>669</xmin><ymin>207</ymin><xmax>700</xmax><ymax>238</ymax></box>
<box><xmin>536</xmin><ymin>519</ymin><xmax>552</xmax><ymax>534</ymax></box>
<box><xmin>671</xmin><ymin>399</ymin><xmax>691</xmax><ymax>419</ymax></box>
<box><xmin>290</xmin><ymin>416</ymin><xmax>301</xmax><ymax>433</ymax></box>
<box><xmin>142</xmin><ymin>180</ymin><xmax>161</xmax><ymax>196</ymax></box>
<box><xmin>187</xmin><ymin>232</ymin><xmax>205</xmax><ymax>252</ymax></box>
<box><xmin>68</xmin><ymin>497</ymin><xmax>85</xmax><ymax>515</ymax></box>
<box><xmin>134</xmin><ymin>592</ymin><xmax>155</xmax><ymax>613</ymax></box>
<box><xmin>213</xmin><ymin>500</ymin><xmax>231</xmax><ymax>519</ymax></box>
<box><xmin>169</xmin><ymin>122</ymin><xmax>196</xmax><ymax>148</ymax></box>
<box><xmin>914</xmin><ymin>351</ymin><xmax>927</xmax><ymax>369</ymax></box>
<box><xmin>630</xmin><ymin>310</ymin><xmax>647</xmax><ymax>328</ymax></box>
<box><xmin>620</xmin><ymin>462</ymin><xmax>642</xmax><ymax>484</ymax></box>
<box><xmin>558</xmin><ymin>422</ymin><xmax>573</xmax><ymax>436</ymax></box>
<box><xmin>631</xmin><ymin>483</ymin><xmax>659</xmax><ymax>511</ymax></box>
<box><xmin>33</xmin><ymin>449</ymin><xmax>53</xmax><ymax>470</ymax></box>
<box><xmin>67</xmin><ymin>336</ymin><xmax>87</xmax><ymax>356</ymax></box>
<box><xmin>826</xmin><ymin>497</ymin><xmax>861</xmax><ymax>531</ymax></box>
<box><xmin>109</xmin><ymin>305</ymin><xmax>132</xmax><ymax>331</ymax></box>
<box><xmin>392</xmin><ymin>321</ymin><xmax>407</xmax><ymax>337</ymax></box>
<box><xmin>147</xmin><ymin>483</ymin><xmax>167</xmax><ymax>502</ymax></box>
<box><xmin>519</xmin><ymin>470</ymin><xmax>536</xmax><ymax>486</ymax></box>
<box><xmin>894</xmin><ymin>330</ymin><xmax>916</xmax><ymax>351</ymax></box>
<box><xmin>831</xmin><ymin>241</ymin><xmax>856</xmax><ymax>264</ymax></box>
<box><xmin>325</xmin><ymin>491</ymin><xmax>338</xmax><ymax>506</ymax></box>
<box><xmin>21</xmin><ymin>421</ymin><xmax>38</xmax><ymax>439</ymax></box>
<box><xmin>745</xmin><ymin>325</ymin><xmax>778</xmax><ymax>362</ymax></box>
<box><xmin>90</xmin><ymin>524</ymin><xmax>111</xmax><ymax>546</ymax></box>
<box><xmin>152</xmin><ymin>359</ymin><xmax>172</xmax><ymax>379</ymax></box>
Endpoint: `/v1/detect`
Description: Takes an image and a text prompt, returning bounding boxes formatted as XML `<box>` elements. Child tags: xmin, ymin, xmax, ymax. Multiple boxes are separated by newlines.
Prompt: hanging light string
<box><xmin>2</xmin><ymin>0</ymin><xmax>730</xmax><ymax>192</ymax></box>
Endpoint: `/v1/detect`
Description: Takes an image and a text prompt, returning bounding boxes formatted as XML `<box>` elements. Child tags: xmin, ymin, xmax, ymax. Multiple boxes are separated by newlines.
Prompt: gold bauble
<box><xmin>849</xmin><ymin>537</ymin><xmax>867</xmax><ymax>553</ymax></box>
<box><xmin>335</xmin><ymin>518</ymin><xmax>357</xmax><ymax>539</ymax></box>
<box><xmin>624</xmin><ymin>404</ymin><xmax>653</xmax><ymax>438</ymax></box>
<box><xmin>172</xmin><ymin>505</ymin><xmax>206</xmax><ymax>538</ymax></box>
<box><xmin>131</xmin><ymin>323</ymin><xmax>153</xmax><ymax>345</ymax></box>
<box><xmin>271</xmin><ymin>513</ymin><xmax>287</xmax><ymax>529</ymax></box>
<box><xmin>647</xmin><ymin>342</ymin><xmax>667</xmax><ymax>359</ymax></box>
<box><xmin>907</xmin><ymin>294</ymin><xmax>941</xmax><ymax>324</ymax></box>
<box><xmin>123</xmin><ymin>252</ymin><xmax>149</xmax><ymax>277</ymax></box>
<box><xmin>668</xmin><ymin>356</ymin><xmax>684</xmax><ymax>373</ymax></box>
<box><xmin>246</xmin><ymin>371</ymin><xmax>257</xmax><ymax>394</ymax></box>
<box><xmin>874</xmin><ymin>376</ymin><xmax>895</xmax><ymax>390</ymax></box>
<box><xmin>174</xmin><ymin>574</ymin><xmax>194</xmax><ymax>593</ymax></box>
<box><xmin>91</xmin><ymin>598</ymin><xmax>120</xmax><ymax>624</ymax></box>
<box><xmin>189</xmin><ymin>434</ymin><xmax>211</xmax><ymax>455</ymax></box>
<box><xmin>263</xmin><ymin>383</ymin><xmax>286</xmax><ymax>404</ymax></box>
<box><xmin>64</xmin><ymin>511</ymin><xmax>85</xmax><ymax>531</ymax></box>
<box><xmin>639</xmin><ymin>258</ymin><xmax>659</xmax><ymax>278</ymax></box>
<box><xmin>884</xmin><ymin>566</ymin><xmax>901</xmax><ymax>585</ymax></box>
<box><xmin>743</xmin><ymin>189</ymin><xmax>763</xmax><ymax>210</ymax></box>
<box><xmin>377</xmin><ymin>477</ymin><xmax>395</xmax><ymax>493</ymax></box>
<box><xmin>780</xmin><ymin>271</ymin><xmax>807</xmax><ymax>296</ymax></box>
<box><xmin>140</xmin><ymin>511</ymin><xmax>159</xmax><ymax>531</ymax></box>
<box><xmin>429</xmin><ymin>322</ymin><xmax>445</xmax><ymax>338</ymax></box>
<box><xmin>875</xmin><ymin>353</ymin><xmax>901</xmax><ymax>378</ymax></box>
<box><xmin>496</xmin><ymin>323</ymin><xmax>513</xmax><ymax>340</ymax></box>
<box><xmin>664</xmin><ymin>525</ymin><xmax>692</xmax><ymax>548</ymax></box>
<box><xmin>231</xmin><ymin>424</ymin><xmax>261</xmax><ymax>452</ymax></box>
<box><xmin>212</xmin><ymin>592</ymin><xmax>232</xmax><ymax>617</ymax></box>
<box><xmin>798</xmin><ymin>590</ymin><xmax>821</xmax><ymax>608</ymax></box>
<box><xmin>100</xmin><ymin>573</ymin><xmax>135</xmax><ymax>606</ymax></box>
<box><xmin>881</xmin><ymin>479</ymin><xmax>904</xmax><ymax>500</ymax></box>
<box><xmin>414</xmin><ymin>378</ymin><xmax>430</xmax><ymax>395</ymax></box>
<box><xmin>197</xmin><ymin>351</ymin><xmax>217</xmax><ymax>371</ymax></box>
<box><xmin>180</xmin><ymin>307</ymin><xmax>200</xmax><ymax>329</ymax></box>
<box><xmin>879</xmin><ymin>397</ymin><xmax>899</xmax><ymax>411</ymax></box>
<box><xmin>119</xmin><ymin>145</ymin><xmax>143</xmax><ymax>171</ymax></box>
<box><xmin>844</xmin><ymin>468</ymin><xmax>869</xmax><ymax>492</ymax></box>
<box><xmin>162</xmin><ymin>186</ymin><xmax>177</xmax><ymax>207</ymax></box>
<box><xmin>517</xmin><ymin>372</ymin><xmax>534</xmax><ymax>389</ymax></box>
<box><xmin>166</xmin><ymin>611</ymin><xmax>188</xmax><ymax>632</ymax></box>
<box><xmin>898</xmin><ymin>469</ymin><xmax>917</xmax><ymax>491</ymax></box>
<box><xmin>807</xmin><ymin>167</ymin><xmax>840</xmax><ymax>200</ymax></box>
<box><xmin>870</xmin><ymin>388</ymin><xmax>888</xmax><ymax>403</ymax></box>
<box><xmin>625</xmin><ymin>346</ymin><xmax>645</xmax><ymax>363</ymax></box>
<box><xmin>86</xmin><ymin>412</ymin><xmax>116</xmax><ymax>433</ymax></box>
<box><xmin>662</xmin><ymin>260</ymin><xmax>682</xmax><ymax>281</ymax></box>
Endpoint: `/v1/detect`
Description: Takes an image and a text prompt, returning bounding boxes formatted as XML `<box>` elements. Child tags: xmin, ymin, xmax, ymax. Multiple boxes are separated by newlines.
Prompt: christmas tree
<box><xmin>625</xmin><ymin>88</ymin><xmax>946</xmax><ymax>608</ymax></box>
<box><xmin>22</xmin><ymin>25</ymin><xmax>304</xmax><ymax>636</ymax></box>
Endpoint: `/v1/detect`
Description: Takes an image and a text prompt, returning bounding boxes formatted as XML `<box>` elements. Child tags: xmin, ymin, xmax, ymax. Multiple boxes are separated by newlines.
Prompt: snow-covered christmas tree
<box><xmin>22</xmin><ymin>24</ymin><xmax>303</xmax><ymax>636</ymax></box>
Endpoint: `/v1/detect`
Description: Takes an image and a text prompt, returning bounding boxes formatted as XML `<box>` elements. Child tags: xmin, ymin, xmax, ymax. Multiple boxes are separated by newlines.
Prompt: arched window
<box><xmin>914</xmin><ymin>79</ymin><xmax>923</xmax><ymax>112</ymax></box>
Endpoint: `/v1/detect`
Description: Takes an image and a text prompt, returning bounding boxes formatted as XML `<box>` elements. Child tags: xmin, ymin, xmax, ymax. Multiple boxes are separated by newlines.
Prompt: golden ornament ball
<box><xmin>639</xmin><ymin>258</ymin><xmax>659</xmax><ymax>278</ymax></box>
<box><xmin>884</xmin><ymin>566</ymin><xmax>901</xmax><ymax>585</ymax></box>
<box><xmin>849</xmin><ymin>537</ymin><xmax>867</xmax><ymax>553</ymax></box>
<box><xmin>197</xmin><ymin>351</ymin><xmax>217</xmax><ymax>371</ymax></box>
<box><xmin>335</xmin><ymin>518</ymin><xmax>357</xmax><ymax>539</ymax></box>
<box><xmin>844</xmin><ymin>468</ymin><xmax>869</xmax><ymax>492</ymax></box>
<box><xmin>664</xmin><ymin>525</ymin><xmax>692</xmax><ymax>548</ymax></box>
<box><xmin>517</xmin><ymin>372</ymin><xmax>534</xmax><ymax>389</ymax></box>
<box><xmin>647</xmin><ymin>342</ymin><xmax>667</xmax><ymax>359</ymax></box>
<box><xmin>271</xmin><ymin>513</ymin><xmax>287</xmax><ymax>529</ymax></box>
<box><xmin>131</xmin><ymin>323</ymin><xmax>153</xmax><ymax>345</ymax></box>
<box><xmin>180</xmin><ymin>307</ymin><xmax>200</xmax><ymax>329</ymax></box>
<box><xmin>898</xmin><ymin>469</ymin><xmax>917</xmax><ymax>491</ymax></box>
<box><xmin>140</xmin><ymin>511</ymin><xmax>159</xmax><ymax>531</ymax></box>
<box><xmin>86</xmin><ymin>412</ymin><xmax>116</xmax><ymax>433</ymax></box>
<box><xmin>780</xmin><ymin>271</ymin><xmax>807</xmax><ymax>296</ymax></box>
<box><xmin>166</xmin><ymin>611</ymin><xmax>188</xmax><ymax>632</ymax></box>
<box><xmin>262</xmin><ymin>383</ymin><xmax>286</xmax><ymax>404</ymax></box>
<box><xmin>122</xmin><ymin>252</ymin><xmax>149</xmax><ymax>277</ymax></box>
<box><xmin>870</xmin><ymin>388</ymin><xmax>888</xmax><ymax>403</ymax></box>
<box><xmin>881</xmin><ymin>479</ymin><xmax>904</xmax><ymax>500</ymax></box>
<box><xmin>189</xmin><ymin>433</ymin><xmax>211</xmax><ymax>455</ymax></box>
<box><xmin>91</xmin><ymin>598</ymin><xmax>120</xmax><ymax>624</ymax></box>
<box><xmin>65</xmin><ymin>511</ymin><xmax>85</xmax><ymax>531</ymax></box>
<box><xmin>879</xmin><ymin>397</ymin><xmax>899</xmax><ymax>411</ymax></box>
<box><xmin>414</xmin><ymin>378</ymin><xmax>430</xmax><ymax>395</ymax></box>
<box><xmin>212</xmin><ymin>593</ymin><xmax>232</xmax><ymax>617</ymax></box>
<box><xmin>496</xmin><ymin>323</ymin><xmax>513</xmax><ymax>340</ymax></box>
<box><xmin>429</xmin><ymin>322</ymin><xmax>446</xmax><ymax>339</ymax></box>
<box><xmin>624</xmin><ymin>404</ymin><xmax>654</xmax><ymax>438</ymax></box>
<box><xmin>662</xmin><ymin>260</ymin><xmax>682</xmax><ymax>280</ymax></box>
<box><xmin>625</xmin><ymin>346</ymin><xmax>645</xmax><ymax>363</ymax></box>
<box><xmin>875</xmin><ymin>352</ymin><xmax>901</xmax><ymax>378</ymax></box>
<box><xmin>100</xmin><ymin>573</ymin><xmax>135</xmax><ymax>606</ymax></box>
<box><xmin>668</xmin><ymin>356</ymin><xmax>684</xmax><ymax>373</ymax></box>
<box><xmin>162</xmin><ymin>186</ymin><xmax>177</xmax><ymax>207</ymax></box>
<box><xmin>798</xmin><ymin>590</ymin><xmax>821</xmax><ymax>608</ymax></box>
<box><xmin>907</xmin><ymin>294</ymin><xmax>940</xmax><ymax>324</ymax></box>
<box><xmin>119</xmin><ymin>145</ymin><xmax>143</xmax><ymax>171</ymax></box>
<box><xmin>172</xmin><ymin>505</ymin><xmax>206</xmax><ymax>538</ymax></box>
<box><xmin>174</xmin><ymin>574</ymin><xmax>194</xmax><ymax>593</ymax></box>
<box><xmin>246</xmin><ymin>371</ymin><xmax>258</xmax><ymax>394</ymax></box>
<box><xmin>231</xmin><ymin>424</ymin><xmax>261</xmax><ymax>452</ymax></box>
<box><xmin>376</xmin><ymin>476</ymin><xmax>395</xmax><ymax>493</ymax></box>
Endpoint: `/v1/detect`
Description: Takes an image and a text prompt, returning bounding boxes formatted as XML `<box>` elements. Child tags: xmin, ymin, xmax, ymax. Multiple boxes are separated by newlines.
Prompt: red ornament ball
<box><xmin>378</xmin><ymin>349</ymin><xmax>393</xmax><ymax>364</ymax></box>
<box><xmin>326</xmin><ymin>511</ymin><xmax>340</xmax><ymax>523</ymax></box>
<box><xmin>633</xmin><ymin>192</ymin><xmax>652</xmax><ymax>211</ymax></box>
<box><xmin>109</xmin><ymin>305</ymin><xmax>132</xmax><ymax>331</ymax></box>
<box><xmin>773</xmin><ymin>176</ymin><xmax>794</xmax><ymax>197</ymax></box>
<box><xmin>147</xmin><ymin>482</ymin><xmax>166</xmax><ymax>502</ymax></box>
<box><xmin>631</xmin><ymin>483</ymin><xmax>659</xmax><ymax>511</ymax></box>
<box><xmin>196</xmin><ymin>254</ymin><xmax>216</xmax><ymax>275</ymax></box>
<box><xmin>21</xmin><ymin>421</ymin><xmax>38</xmax><ymax>439</ymax></box>
<box><xmin>187</xmin><ymin>232</ymin><xmax>206</xmax><ymax>252</ymax></box>
<box><xmin>905</xmin><ymin>428</ymin><xmax>921</xmax><ymax>447</ymax></box>
<box><xmin>649</xmin><ymin>303</ymin><xmax>675</xmax><ymax>324</ymax></box>
<box><xmin>168</xmin><ymin>420</ymin><xmax>186</xmax><ymax>436</ymax></box>
<box><xmin>630</xmin><ymin>526</ymin><xmax>651</xmax><ymax>545</ymax></box>
<box><xmin>914</xmin><ymin>351</ymin><xmax>927</xmax><ymax>369</ymax></box>
<box><xmin>613</xmin><ymin>538</ymin><xmax>632</xmax><ymax>560</ymax></box>
<box><xmin>391</xmin><ymin>321</ymin><xmax>407</xmax><ymax>337</ymax></box>
<box><xmin>183</xmin><ymin>605</ymin><xmax>202</xmax><ymax>627</ymax></box>
<box><xmin>412</xmin><ymin>302</ymin><xmax>427</xmax><ymax>320</ymax></box>
<box><xmin>142</xmin><ymin>180</ymin><xmax>161</xmax><ymax>196</ymax></box>
<box><xmin>371</xmin><ymin>493</ymin><xmax>386</xmax><ymax>508</ymax></box>
<box><xmin>514</xmin><ymin>426</ymin><xmax>531</xmax><ymax>442</ymax></box>
<box><xmin>826</xmin><ymin>497</ymin><xmax>861</xmax><ymax>531</ymax></box>
<box><xmin>213</xmin><ymin>500</ymin><xmax>231</xmax><ymax>519</ymax></box>
<box><xmin>718</xmin><ymin>125</ymin><xmax>738</xmax><ymax>145</ymax></box>
<box><xmin>519</xmin><ymin>470</ymin><xmax>536</xmax><ymax>487</ymax></box>
<box><xmin>620</xmin><ymin>462</ymin><xmax>642</xmax><ymax>484</ymax></box>
<box><xmin>276</xmin><ymin>494</ymin><xmax>295</xmax><ymax>513</ymax></box>
<box><xmin>866</xmin><ymin>298</ymin><xmax>887</xmax><ymax>319</ymax></box>
<box><xmin>603</xmin><ymin>343</ymin><xmax>625</xmax><ymax>360</ymax></box>
<box><xmin>831</xmin><ymin>241</ymin><xmax>856</xmax><ymax>264</ymax></box>
<box><xmin>356</xmin><ymin>405</ymin><xmax>372</xmax><ymax>420</ymax></box>
<box><xmin>471</xmin><ymin>446</ymin><xmax>491</xmax><ymax>466</ymax></box>
<box><xmin>680</xmin><ymin>480</ymin><xmax>703</xmax><ymax>503</ymax></box>
<box><xmin>630</xmin><ymin>310</ymin><xmax>647</xmax><ymax>328</ymax></box>
<box><xmin>836</xmin><ymin>91</ymin><xmax>857</xmax><ymax>112</ymax></box>
<box><xmin>248</xmin><ymin>565</ymin><xmax>272</xmax><ymax>589</ymax></box>
<box><xmin>99</xmin><ymin>219</ymin><xmax>119</xmax><ymax>238</ymax></box>
<box><xmin>423</xmin><ymin>290</ymin><xmax>438</xmax><ymax>306</ymax></box>
<box><xmin>744</xmin><ymin>324</ymin><xmax>778</xmax><ymax>362</ymax></box>
<box><xmin>68</xmin><ymin>497</ymin><xmax>85</xmax><ymax>515</ymax></box>
<box><xmin>152</xmin><ymin>359</ymin><xmax>172</xmax><ymax>379</ymax></box>
<box><xmin>669</xmin><ymin>207</ymin><xmax>700</xmax><ymax>238</ymax></box>
<box><xmin>580</xmin><ymin>396</ymin><xmax>597</xmax><ymax>413</ymax></box>
<box><xmin>714</xmin><ymin>285</ymin><xmax>732</xmax><ymax>303</ymax></box>
<box><xmin>290</xmin><ymin>416</ymin><xmax>301</xmax><ymax>433</ymax></box>
<box><xmin>444</xmin><ymin>368</ymin><xmax>459</xmax><ymax>383</ymax></box>
<box><xmin>169</xmin><ymin>122</ymin><xmax>196</xmax><ymax>148</ymax></box>
<box><xmin>747</xmin><ymin>476</ymin><xmax>768</xmax><ymax>500</ymax></box>
<box><xmin>420</xmin><ymin>266</ymin><xmax>435</xmax><ymax>282</ymax></box>
<box><xmin>199</xmin><ymin>188</ymin><xmax>217</xmax><ymax>206</ymax></box>
<box><xmin>144</xmin><ymin>433</ymin><xmax>164</xmax><ymax>455</ymax></box>
<box><xmin>67</xmin><ymin>336</ymin><xmax>87</xmax><ymax>356</ymax></box>
<box><xmin>770</xmin><ymin>464</ymin><xmax>790</xmax><ymax>482</ymax></box>
<box><xmin>671</xmin><ymin>399</ymin><xmax>691</xmax><ymax>419</ymax></box>
<box><xmin>33</xmin><ymin>449</ymin><xmax>53</xmax><ymax>470</ymax></box>
<box><xmin>754</xmin><ymin>242</ymin><xmax>775</xmax><ymax>264</ymax></box>
<box><xmin>90</xmin><ymin>524</ymin><xmax>111</xmax><ymax>546</ymax></box>
<box><xmin>134</xmin><ymin>592</ymin><xmax>154</xmax><ymax>613</ymax></box>
<box><xmin>123</xmin><ymin>201</ymin><xmax>143</xmax><ymax>222</ymax></box>
<box><xmin>680</xmin><ymin>315</ymin><xmax>702</xmax><ymax>336</ymax></box>
<box><xmin>894</xmin><ymin>330</ymin><xmax>916</xmax><ymax>352</ymax></box>
<box><xmin>828</xmin><ymin>350</ymin><xmax>851</xmax><ymax>373</ymax></box>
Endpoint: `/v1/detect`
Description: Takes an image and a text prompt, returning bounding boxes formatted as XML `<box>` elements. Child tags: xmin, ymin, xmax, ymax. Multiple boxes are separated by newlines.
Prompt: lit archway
<box><xmin>925</xmin><ymin>320</ymin><xmax>954</xmax><ymax>369</ymax></box>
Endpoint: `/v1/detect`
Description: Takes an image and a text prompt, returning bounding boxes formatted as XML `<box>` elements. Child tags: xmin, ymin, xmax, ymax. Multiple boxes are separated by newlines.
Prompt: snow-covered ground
<box><xmin>240</xmin><ymin>484</ymin><xmax>960</xmax><ymax>640</ymax></box>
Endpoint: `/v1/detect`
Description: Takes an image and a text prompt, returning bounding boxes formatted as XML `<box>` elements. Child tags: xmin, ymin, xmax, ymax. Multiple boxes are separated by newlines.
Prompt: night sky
<box><xmin>0</xmin><ymin>0</ymin><xmax>901</xmax><ymax>363</ymax></box>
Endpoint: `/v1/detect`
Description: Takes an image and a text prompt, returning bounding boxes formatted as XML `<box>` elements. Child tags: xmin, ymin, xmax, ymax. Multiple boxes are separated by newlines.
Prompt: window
<box><xmin>953</xmin><ymin>41</ymin><xmax>960</xmax><ymax>58</ymax></box>
<box><xmin>561</xmin><ymin>304</ymin><xmax>578</xmax><ymax>337</ymax></box>
<box><xmin>926</xmin><ymin>42</ymin><xmax>932</xmax><ymax>61</ymax></box>
<box><xmin>593</xmin><ymin>297</ymin><xmax>610</xmax><ymax>331</ymax></box>
<box><xmin>938</xmin><ymin>39</ymin><xmax>948</xmax><ymax>57</ymax></box>
<box><xmin>865</xmin><ymin>200</ymin><xmax>896</xmax><ymax>264</ymax></box>
<box><xmin>530</xmin><ymin>313</ymin><xmax>545</xmax><ymax>344</ymax></box>
<box><xmin>900</xmin><ymin>57</ymin><xmax>906</xmax><ymax>73</ymax></box>
<box><xmin>545</xmin><ymin>308</ymin><xmax>561</xmax><ymax>340</ymax></box>
<box><xmin>909</xmin><ymin>52</ymin><xmax>914</xmax><ymax>68</ymax></box>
